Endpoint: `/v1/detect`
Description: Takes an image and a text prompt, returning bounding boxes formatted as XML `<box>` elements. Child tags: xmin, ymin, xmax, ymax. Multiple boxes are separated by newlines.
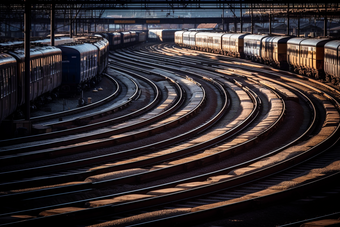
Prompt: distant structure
<box><xmin>197</xmin><ymin>23</ymin><xmax>219</xmax><ymax>29</ymax></box>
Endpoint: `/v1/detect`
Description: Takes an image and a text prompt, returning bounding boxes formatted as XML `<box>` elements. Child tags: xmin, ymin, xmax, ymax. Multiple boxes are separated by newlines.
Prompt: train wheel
<box><xmin>288</xmin><ymin>65</ymin><xmax>294</xmax><ymax>72</ymax></box>
<box><xmin>331</xmin><ymin>77</ymin><xmax>338</xmax><ymax>85</ymax></box>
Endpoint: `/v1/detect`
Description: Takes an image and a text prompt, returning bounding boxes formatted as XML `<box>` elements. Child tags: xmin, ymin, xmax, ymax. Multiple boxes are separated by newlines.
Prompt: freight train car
<box><xmin>324</xmin><ymin>40</ymin><xmax>340</xmax><ymax>84</ymax></box>
<box><xmin>8</xmin><ymin>46</ymin><xmax>62</xmax><ymax>108</ymax></box>
<box><xmin>261</xmin><ymin>36</ymin><xmax>291</xmax><ymax>69</ymax></box>
<box><xmin>58</xmin><ymin>43</ymin><xmax>98</xmax><ymax>92</ymax></box>
<box><xmin>0</xmin><ymin>53</ymin><xmax>17</xmax><ymax>123</ymax></box>
<box><xmin>175</xmin><ymin>30</ymin><xmax>340</xmax><ymax>84</ymax></box>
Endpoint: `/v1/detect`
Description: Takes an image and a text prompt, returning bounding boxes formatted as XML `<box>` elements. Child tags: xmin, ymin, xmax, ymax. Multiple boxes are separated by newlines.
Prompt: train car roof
<box><xmin>7</xmin><ymin>46</ymin><xmax>54</xmax><ymax>61</ymax></box>
<box><xmin>165</xmin><ymin>29</ymin><xmax>181</xmax><ymax>31</ymax></box>
<box><xmin>108</xmin><ymin>32</ymin><xmax>121</xmax><ymax>36</ymax></box>
<box><xmin>262</xmin><ymin>36</ymin><xmax>291</xmax><ymax>44</ymax></box>
<box><xmin>287</xmin><ymin>37</ymin><xmax>308</xmax><ymax>45</ymax></box>
<box><xmin>0</xmin><ymin>53</ymin><xmax>16</xmax><ymax>66</ymax></box>
<box><xmin>244</xmin><ymin>34</ymin><xmax>270</xmax><ymax>40</ymax></box>
<box><xmin>195</xmin><ymin>32</ymin><xmax>221</xmax><ymax>37</ymax></box>
<box><xmin>324</xmin><ymin>40</ymin><xmax>340</xmax><ymax>50</ymax></box>
<box><xmin>97</xmin><ymin>33</ymin><xmax>108</xmax><ymax>38</ymax></box>
<box><xmin>92</xmin><ymin>39</ymin><xmax>109</xmax><ymax>50</ymax></box>
<box><xmin>208</xmin><ymin>33</ymin><xmax>224</xmax><ymax>38</ymax></box>
<box><xmin>273</xmin><ymin>36</ymin><xmax>292</xmax><ymax>43</ymax></box>
<box><xmin>183</xmin><ymin>31</ymin><xmax>192</xmax><ymax>35</ymax></box>
<box><xmin>175</xmin><ymin>30</ymin><xmax>185</xmax><ymax>34</ymax></box>
<box><xmin>189</xmin><ymin>31</ymin><xmax>198</xmax><ymax>36</ymax></box>
<box><xmin>230</xmin><ymin>33</ymin><xmax>250</xmax><ymax>38</ymax></box>
<box><xmin>188</xmin><ymin>28</ymin><xmax>221</xmax><ymax>31</ymax></box>
<box><xmin>58</xmin><ymin>42</ymin><xmax>97</xmax><ymax>54</ymax></box>
<box><xmin>32</xmin><ymin>38</ymin><xmax>50</xmax><ymax>45</ymax></box>
<box><xmin>221</xmin><ymin>33</ymin><xmax>233</xmax><ymax>38</ymax></box>
<box><xmin>0</xmin><ymin>40</ymin><xmax>23</xmax><ymax>47</ymax></box>
<box><xmin>300</xmin><ymin>38</ymin><xmax>330</xmax><ymax>47</ymax></box>
<box><xmin>36</xmin><ymin>46</ymin><xmax>62</xmax><ymax>56</ymax></box>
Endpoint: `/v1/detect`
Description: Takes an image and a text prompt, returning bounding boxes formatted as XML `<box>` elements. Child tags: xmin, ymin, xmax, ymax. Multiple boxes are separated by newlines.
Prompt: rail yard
<box><xmin>0</xmin><ymin>40</ymin><xmax>339</xmax><ymax>226</ymax></box>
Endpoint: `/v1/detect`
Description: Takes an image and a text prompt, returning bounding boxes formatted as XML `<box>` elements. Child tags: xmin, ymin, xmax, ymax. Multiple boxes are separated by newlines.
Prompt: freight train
<box><xmin>98</xmin><ymin>30</ymin><xmax>147</xmax><ymax>50</ymax></box>
<box><xmin>175</xmin><ymin>31</ymin><xmax>340</xmax><ymax>85</ymax></box>
<box><xmin>0</xmin><ymin>31</ymin><xmax>146</xmax><ymax>123</ymax></box>
<box><xmin>148</xmin><ymin>29</ymin><xmax>181</xmax><ymax>42</ymax></box>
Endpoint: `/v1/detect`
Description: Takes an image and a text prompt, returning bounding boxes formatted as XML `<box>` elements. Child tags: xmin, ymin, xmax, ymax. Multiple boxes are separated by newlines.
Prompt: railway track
<box><xmin>0</xmin><ymin>43</ymin><xmax>339</xmax><ymax>226</ymax></box>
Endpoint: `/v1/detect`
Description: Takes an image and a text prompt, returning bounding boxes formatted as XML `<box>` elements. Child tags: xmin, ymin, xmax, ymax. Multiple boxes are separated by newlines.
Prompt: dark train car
<box><xmin>120</xmin><ymin>32</ymin><xmax>131</xmax><ymax>47</ymax></box>
<box><xmin>160</xmin><ymin>29</ymin><xmax>180</xmax><ymax>42</ymax></box>
<box><xmin>300</xmin><ymin>38</ymin><xmax>329</xmax><ymax>79</ymax></box>
<box><xmin>148</xmin><ymin>29</ymin><xmax>160</xmax><ymax>41</ymax></box>
<box><xmin>8</xmin><ymin>46</ymin><xmax>62</xmax><ymax>106</ymax></box>
<box><xmin>189</xmin><ymin>31</ymin><xmax>198</xmax><ymax>49</ymax></box>
<box><xmin>0</xmin><ymin>53</ymin><xmax>17</xmax><ymax>122</ymax></box>
<box><xmin>324</xmin><ymin>40</ymin><xmax>340</xmax><ymax>84</ymax></box>
<box><xmin>244</xmin><ymin>34</ymin><xmax>269</xmax><ymax>62</ymax></box>
<box><xmin>221</xmin><ymin>33</ymin><xmax>248</xmax><ymax>58</ymax></box>
<box><xmin>58</xmin><ymin>43</ymin><xmax>98</xmax><ymax>92</ymax></box>
<box><xmin>221</xmin><ymin>33</ymin><xmax>233</xmax><ymax>55</ymax></box>
<box><xmin>32</xmin><ymin>36</ymin><xmax>75</xmax><ymax>46</ymax></box>
<box><xmin>261</xmin><ymin>36</ymin><xmax>291</xmax><ymax>69</ymax></box>
<box><xmin>195</xmin><ymin>32</ymin><xmax>210</xmax><ymax>52</ymax></box>
<box><xmin>149</xmin><ymin>29</ymin><xmax>180</xmax><ymax>42</ymax></box>
<box><xmin>288</xmin><ymin>37</ymin><xmax>329</xmax><ymax>78</ymax></box>
<box><xmin>174</xmin><ymin>30</ymin><xmax>185</xmax><ymax>47</ymax></box>
<box><xmin>78</xmin><ymin>36</ymin><xmax>109</xmax><ymax>77</ymax></box>
<box><xmin>182</xmin><ymin>31</ymin><xmax>191</xmax><ymax>47</ymax></box>
<box><xmin>130</xmin><ymin>31</ymin><xmax>137</xmax><ymax>44</ymax></box>
<box><xmin>93</xmin><ymin>38</ymin><xmax>109</xmax><ymax>75</ymax></box>
<box><xmin>287</xmin><ymin>37</ymin><xmax>307</xmax><ymax>73</ymax></box>
<box><xmin>207</xmin><ymin>32</ymin><xmax>223</xmax><ymax>53</ymax></box>
<box><xmin>135</xmin><ymin>31</ymin><xmax>147</xmax><ymax>43</ymax></box>
<box><xmin>106</xmin><ymin>32</ymin><xmax>121</xmax><ymax>50</ymax></box>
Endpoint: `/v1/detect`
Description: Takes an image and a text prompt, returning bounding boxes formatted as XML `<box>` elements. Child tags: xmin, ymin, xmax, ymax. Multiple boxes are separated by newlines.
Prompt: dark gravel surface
<box><xmin>31</xmin><ymin>75</ymin><xmax>115</xmax><ymax>117</ymax></box>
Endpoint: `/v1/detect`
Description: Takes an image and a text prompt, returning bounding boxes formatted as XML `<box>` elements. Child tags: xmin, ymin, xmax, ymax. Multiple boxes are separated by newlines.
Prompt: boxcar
<box><xmin>58</xmin><ymin>43</ymin><xmax>98</xmax><ymax>92</ymax></box>
<box><xmin>32</xmin><ymin>36</ymin><xmax>75</xmax><ymax>46</ymax></box>
<box><xmin>8</xmin><ymin>46</ymin><xmax>62</xmax><ymax>105</ymax></box>
<box><xmin>130</xmin><ymin>31</ymin><xmax>137</xmax><ymax>44</ymax></box>
<box><xmin>0</xmin><ymin>53</ymin><xmax>17</xmax><ymax>122</ymax></box>
<box><xmin>148</xmin><ymin>29</ymin><xmax>160</xmax><ymax>41</ymax></box>
<box><xmin>195</xmin><ymin>32</ymin><xmax>210</xmax><ymax>52</ymax></box>
<box><xmin>262</xmin><ymin>36</ymin><xmax>291</xmax><ymax>69</ymax></box>
<box><xmin>288</xmin><ymin>37</ymin><xmax>329</xmax><ymax>78</ymax></box>
<box><xmin>300</xmin><ymin>38</ymin><xmax>329</xmax><ymax>78</ymax></box>
<box><xmin>287</xmin><ymin>37</ymin><xmax>307</xmax><ymax>73</ymax></box>
<box><xmin>92</xmin><ymin>38</ymin><xmax>109</xmax><ymax>76</ymax></box>
<box><xmin>120</xmin><ymin>32</ymin><xmax>131</xmax><ymax>47</ymax></box>
<box><xmin>160</xmin><ymin>29</ymin><xmax>180</xmax><ymax>42</ymax></box>
<box><xmin>38</xmin><ymin>46</ymin><xmax>63</xmax><ymax>96</ymax></box>
<box><xmin>221</xmin><ymin>33</ymin><xmax>233</xmax><ymax>56</ymax></box>
<box><xmin>188</xmin><ymin>31</ymin><xmax>198</xmax><ymax>49</ymax></box>
<box><xmin>182</xmin><ymin>31</ymin><xmax>191</xmax><ymax>48</ymax></box>
<box><xmin>324</xmin><ymin>40</ymin><xmax>340</xmax><ymax>84</ymax></box>
<box><xmin>106</xmin><ymin>32</ymin><xmax>121</xmax><ymax>50</ymax></box>
<box><xmin>207</xmin><ymin>33</ymin><xmax>223</xmax><ymax>54</ymax></box>
<box><xmin>244</xmin><ymin>34</ymin><xmax>269</xmax><ymax>62</ymax></box>
<box><xmin>222</xmin><ymin>33</ymin><xmax>248</xmax><ymax>58</ymax></box>
<box><xmin>136</xmin><ymin>31</ymin><xmax>147</xmax><ymax>43</ymax></box>
<box><xmin>175</xmin><ymin>30</ymin><xmax>185</xmax><ymax>47</ymax></box>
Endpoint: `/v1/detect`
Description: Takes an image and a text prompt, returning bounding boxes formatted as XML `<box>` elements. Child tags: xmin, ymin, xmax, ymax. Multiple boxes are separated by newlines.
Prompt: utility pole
<box><xmin>24</xmin><ymin>1</ymin><xmax>31</xmax><ymax>122</ymax></box>
<box><xmin>240</xmin><ymin>3</ymin><xmax>242</xmax><ymax>33</ymax></box>
<box><xmin>50</xmin><ymin>4</ymin><xmax>55</xmax><ymax>46</ymax></box>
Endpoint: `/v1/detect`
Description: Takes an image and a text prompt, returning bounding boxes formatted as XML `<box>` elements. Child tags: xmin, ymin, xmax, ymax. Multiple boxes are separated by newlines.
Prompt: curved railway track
<box><xmin>0</xmin><ymin>43</ymin><xmax>339</xmax><ymax>227</ymax></box>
